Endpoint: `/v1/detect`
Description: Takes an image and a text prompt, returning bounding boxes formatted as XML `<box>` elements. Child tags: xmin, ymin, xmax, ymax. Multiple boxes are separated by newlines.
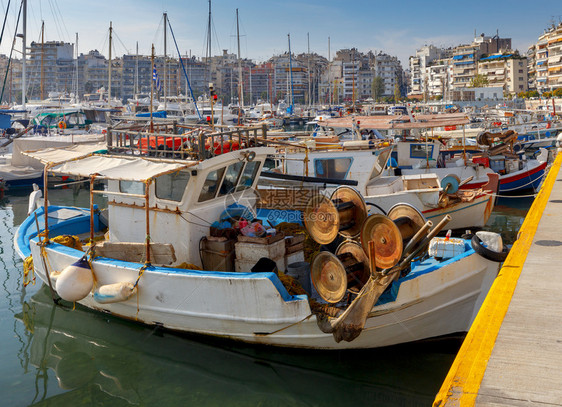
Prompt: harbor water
<box><xmin>0</xmin><ymin>188</ymin><xmax>532</xmax><ymax>406</ymax></box>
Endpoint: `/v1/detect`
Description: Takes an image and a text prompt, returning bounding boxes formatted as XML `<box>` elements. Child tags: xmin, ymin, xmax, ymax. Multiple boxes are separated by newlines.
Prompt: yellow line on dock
<box><xmin>434</xmin><ymin>152</ymin><xmax>562</xmax><ymax>407</ymax></box>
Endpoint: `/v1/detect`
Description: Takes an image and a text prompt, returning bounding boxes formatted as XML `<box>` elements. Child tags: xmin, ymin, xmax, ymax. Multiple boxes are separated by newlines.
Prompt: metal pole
<box><xmin>89</xmin><ymin>175</ymin><xmax>96</xmax><ymax>243</ymax></box>
<box><xmin>144</xmin><ymin>180</ymin><xmax>152</xmax><ymax>264</ymax></box>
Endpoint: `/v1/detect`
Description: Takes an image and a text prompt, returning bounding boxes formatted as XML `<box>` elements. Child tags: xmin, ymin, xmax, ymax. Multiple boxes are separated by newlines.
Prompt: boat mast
<box><xmin>134</xmin><ymin>41</ymin><xmax>139</xmax><ymax>95</ymax></box>
<box><xmin>307</xmin><ymin>32</ymin><xmax>311</xmax><ymax>107</ymax></box>
<box><xmin>352</xmin><ymin>48</ymin><xmax>356</xmax><ymax>112</ymax></box>
<box><xmin>236</xmin><ymin>8</ymin><xmax>243</xmax><ymax>108</ymax></box>
<box><xmin>328</xmin><ymin>36</ymin><xmax>331</xmax><ymax>106</ymax></box>
<box><xmin>288</xmin><ymin>34</ymin><xmax>294</xmax><ymax>113</ymax></box>
<box><xmin>75</xmin><ymin>32</ymin><xmax>79</xmax><ymax>102</ymax></box>
<box><xmin>40</xmin><ymin>21</ymin><xmax>44</xmax><ymax>100</ymax></box>
<box><xmin>163</xmin><ymin>12</ymin><xmax>167</xmax><ymax>111</ymax></box>
<box><xmin>22</xmin><ymin>0</ymin><xmax>26</xmax><ymax>113</ymax></box>
<box><xmin>206</xmin><ymin>0</ymin><xmax>211</xmax><ymax>85</ymax></box>
<box><xmin>108</xmin><ymin>21</ymin><xmax>112</xmax><ymax>106</ymax></box>
<box><xmin>150</xmin><ymin>44</ymin><xmax>154</xmax><ymax>132</ymax></box>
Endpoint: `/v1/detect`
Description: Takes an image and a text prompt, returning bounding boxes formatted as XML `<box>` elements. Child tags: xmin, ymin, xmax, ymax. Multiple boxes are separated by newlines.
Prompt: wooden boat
<box><xmin>14</xmin><ymin>139</ymin><xmax>503</xmax><ymax>349</ymax></box>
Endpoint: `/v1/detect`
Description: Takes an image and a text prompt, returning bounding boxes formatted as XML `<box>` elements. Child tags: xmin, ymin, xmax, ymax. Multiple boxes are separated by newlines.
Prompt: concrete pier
<box><xmin>434</xmin><ymin>153</ymin><xmax>562</xmax><ymax>406</ymax></box>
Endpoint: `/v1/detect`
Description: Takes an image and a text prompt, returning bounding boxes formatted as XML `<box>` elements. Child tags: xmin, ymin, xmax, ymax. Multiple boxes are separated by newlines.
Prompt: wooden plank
<box><xmin>96</xmin><ymin>241</ymin><xmax>176</xmax><ymax>265</ymax></box>
<box><xmin>237</xmin><ymin>232</ymin><xmax>285</xmax><ymax>245</ymax></box>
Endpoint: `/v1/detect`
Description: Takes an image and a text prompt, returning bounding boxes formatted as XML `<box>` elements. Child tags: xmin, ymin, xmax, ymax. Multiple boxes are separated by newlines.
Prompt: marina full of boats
<box><xmin>6</xmin><ymin>100</ymin><xmax>558</xmax><ymax>350</ymax></box>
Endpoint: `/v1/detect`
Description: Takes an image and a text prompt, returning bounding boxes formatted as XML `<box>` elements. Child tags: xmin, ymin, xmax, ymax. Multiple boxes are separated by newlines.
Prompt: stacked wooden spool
<box><xmin>304</xmin><ymin>187</ymin><xmax>427</xmax><ymax>304</ymax></box>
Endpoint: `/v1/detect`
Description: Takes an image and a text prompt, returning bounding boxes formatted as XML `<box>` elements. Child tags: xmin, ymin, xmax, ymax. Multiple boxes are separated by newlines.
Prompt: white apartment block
<box><xmin>528</xmin><ymin>22</ymin><xmax>562</xmax><ymax>92</ymax></box>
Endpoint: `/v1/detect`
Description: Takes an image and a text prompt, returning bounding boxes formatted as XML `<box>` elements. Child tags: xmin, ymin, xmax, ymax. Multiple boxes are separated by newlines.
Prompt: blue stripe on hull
<box><xmin>5</xmin><ymin>176</ymin><xmax>44</xmax><ymax>189</ymax></box>
<box><xmin>499</xmin><ymin>168</ymin><xmax>545</xmax><ymax>193</ymax></box>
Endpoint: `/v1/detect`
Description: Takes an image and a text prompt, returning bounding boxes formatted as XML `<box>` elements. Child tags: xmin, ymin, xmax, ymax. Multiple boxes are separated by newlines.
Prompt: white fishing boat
<box><xmin>14</xmin><ymin>137</ymin><xmax>504</xmax><ymax>349</ymax></box>
<box><xmin>261</xmin><ymin>142</ymin><xmax>497</xmax><ymax>230</ymax></box>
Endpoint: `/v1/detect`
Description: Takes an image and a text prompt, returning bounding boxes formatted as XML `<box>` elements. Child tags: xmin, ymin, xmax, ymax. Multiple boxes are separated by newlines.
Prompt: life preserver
<box><xmin>58</xmin><ymin>121</ymin><xmax>67</xmax><ymax>129</ymax></box>
<box><xmin>205</xmin><ymin>140</ymin><xmax>240</xmax><ymax>155</ymax></box>
<box><xmin>470</xmin><ymin>234</ymin><xmax>509</xmax><ymax>262</ymax></box>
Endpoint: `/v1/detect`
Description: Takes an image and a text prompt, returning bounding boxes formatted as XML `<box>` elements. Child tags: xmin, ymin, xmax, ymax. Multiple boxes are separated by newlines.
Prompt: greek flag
<box><xmin>153</xmin><ymin>68</ymin><xmax>162</xmax><ymax>92</ymax></box>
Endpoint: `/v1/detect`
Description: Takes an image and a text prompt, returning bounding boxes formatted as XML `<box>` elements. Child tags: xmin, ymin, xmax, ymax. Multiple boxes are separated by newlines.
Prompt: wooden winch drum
<box><xmin>360</xmin><ymin>214</ymin><xmax>403</xmax><ymax>270</ymax></box>
<box><xmin>311</xmin><ymin>244</ymin><xmax>370</xmax><ymax>303</ymax></box>
<box><xmin>330</xmin><ymin>186</ymin><xmax>368</xmax><ymax>239</ymax></box>
<box><xmin>304</xmin><ymin>187</ymin><xmax>367</xmax><ymax>245</ymax></box>
<box><xmin>387</xmin><ymin>203</ymin><xmax>427</xmax><ymax>241</ymax></box>
<box><xmin>336</xmin><ymin>241</ymin><xmax>371</xmax><ymax>290</ymax></box>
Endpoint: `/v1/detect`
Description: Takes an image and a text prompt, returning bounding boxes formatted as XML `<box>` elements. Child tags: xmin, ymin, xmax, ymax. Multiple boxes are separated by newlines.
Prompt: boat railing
<box><xmin>106</xmin><ymin>124</ymin><xmax>270</xmax><ymax>160</ymax></box>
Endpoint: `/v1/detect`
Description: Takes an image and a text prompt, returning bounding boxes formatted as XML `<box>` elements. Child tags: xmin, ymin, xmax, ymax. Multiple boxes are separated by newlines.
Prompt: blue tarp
<box><xmin>537</xmin><ymin>60</ymin><xmax>545</xmax><ymax>65</ymax></box>
<box><xmin>0</xmin><ymin>113</ymin><xmax>11</xmax><ymax>129</ymax></box>
<box><xmin>136</xmin><ymin>111</ymin><xmax>167</xmax><ymax>118</ymax></box>
<box><xmin>454</xmin><ymin>61</ymin><xmax>474</xmax><ymax>65</ymax></box>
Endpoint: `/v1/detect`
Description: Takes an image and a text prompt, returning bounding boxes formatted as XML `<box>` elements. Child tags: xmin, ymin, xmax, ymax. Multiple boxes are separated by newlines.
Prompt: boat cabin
<box><xmin>37</xmin><ymin>147</ymin><xmax>273</xmax><ymax>268</ymax></box>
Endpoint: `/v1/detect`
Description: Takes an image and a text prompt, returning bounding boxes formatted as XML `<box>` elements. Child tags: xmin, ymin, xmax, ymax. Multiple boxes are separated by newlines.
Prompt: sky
<box><xmin>0</xmin><ymin>0</ymin><xmax>561</xmax><ymax>67</ymax></box>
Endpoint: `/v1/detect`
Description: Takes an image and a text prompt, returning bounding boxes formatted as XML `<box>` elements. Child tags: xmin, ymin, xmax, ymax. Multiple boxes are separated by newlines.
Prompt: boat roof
<box><xmin>22</xmin><ymin>143</ymin><xmax>198</xmax><ymax>181</ymax></box>
<box><xmin>21</xmin><ymin>143</ymin><xmax>108</xmax><ymax>165</ymax></box>
<box><xmin>49</xmin><ymin>154</ymin><xmax>198</xmax><ymax>181</ymax></box>
<box><xmin>320</xmin><ymin>113</ymin><xmax>470</xmax><ymax>129</ymax></box>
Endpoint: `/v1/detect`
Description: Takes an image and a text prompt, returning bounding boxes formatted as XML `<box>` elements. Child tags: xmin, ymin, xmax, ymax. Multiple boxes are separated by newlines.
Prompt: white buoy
<box><xmin>55</xmin><ymin>258</ymin><xmax>94</xmax><ymax>302</ymax></box>
<box><xmin>93</xmin><ymin>282</ymin><xmax>136</xmax><ymax>304</ymax></box>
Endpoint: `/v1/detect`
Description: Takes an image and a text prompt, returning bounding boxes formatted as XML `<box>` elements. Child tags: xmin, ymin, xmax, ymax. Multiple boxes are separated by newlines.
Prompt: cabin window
<box><xmin>409</xmin><ymin>144</ymin><xmax>434</xmax><ymax>159</ymax></box>
<box><xmin>198</xmin><ymin>167</ymin><xmax>226</xmax><ymax>202</ymax></box>
<box><xmin>119</xmin><ymin>181</ymin><xmax>145</xmax><ymax>195</ymax></box>
<box><xmin>156</xmin><ymin>170</ymin><xmax>191</xmax><ymax>202</ymax></box>
<box><xmin>314</xmin><ymin>157</ymin><xmax>353</xmax><ymax>179</ymax></box>
<box><xmin>237</xmin><ymin>161</ymin><xmax>261</xmax><ymax>191</ymax></box>
<box><xmin>219</xmin><ymin>162</ymin><xmax>244</xmax><ymax>196</ymax></box>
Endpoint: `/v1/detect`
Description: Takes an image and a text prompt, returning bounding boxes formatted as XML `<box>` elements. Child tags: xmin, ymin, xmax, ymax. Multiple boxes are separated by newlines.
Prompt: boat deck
<box><xmin>434</xmin><ymin>152</ymin><xmax>562</xmax><ymax>406</ymax></box>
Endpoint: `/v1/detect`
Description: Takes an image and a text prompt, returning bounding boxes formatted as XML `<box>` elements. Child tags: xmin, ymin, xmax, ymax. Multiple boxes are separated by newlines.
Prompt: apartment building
<box><xmin>528</xmin><ymin>22</ymin><xmax>562</xmax><ymax>92</ymax></box>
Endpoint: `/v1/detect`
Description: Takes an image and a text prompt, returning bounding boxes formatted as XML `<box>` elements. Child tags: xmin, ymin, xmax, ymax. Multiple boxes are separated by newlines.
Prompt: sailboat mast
<box><xmin>328</xmin><ymin>36</ymin><xmax>331</xmax><ymax>106</ymax></box>
<box><xmin>163</xmin><ymin>12</ymin><xmax>167</xmax><ymax>111</ymax></box>
<box><xmin>22</xmin><ymin>0</ymin><xmax>27</xmax><ymax>112</ymax></box>
<box><xmin>135</xmin><ymin>42</ymin><xmax>139</xmax><ymax>95</ymax></box>
<box><xmin>206</xmin><ymin>0</ymin><xmax>211</xmax><ymax>84</ymax></box>
<box><xmin>75</xmin><ymin>32</ymin><xmax>79</xmax><ymax>102</ymax></box>
<box><xmin>236</xmin><ymin>8</ymin><xmax>243</xmax><ymax>107</ymax></box>
<box><xmin>307</xmin><ymin>32</ymin><xmax>310</xmax><ymax>107</ymax></box>
<box><xmin>108</xmin><ymin>21</ymin><xmax>112</xmax><ymax>105</ymax></box>
<box><xmin>150</xmin><ymin>44</ymin><xmax>154</xmax><ymax>133</ymax></box>
<box><xmin>288</xmin><ymin>34</ymin><xmax>294</xmax><ymax>112</ymax></box>
<box><xmin>40</xmin><ymin>21</ymin><xmax>44</xmax><ymax>100</ymax></box>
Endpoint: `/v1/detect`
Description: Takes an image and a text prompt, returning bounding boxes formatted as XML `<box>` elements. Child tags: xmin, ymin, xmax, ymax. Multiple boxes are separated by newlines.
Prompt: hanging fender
<box><xmin>93</xmin><ymin>282</ymin><xmax>137</xmax><ymax>304</ymax></box>
<box><xmin>55</xmin><ymin>258</ymin><xmax>94</xmax><ymax>302</ymax></box>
